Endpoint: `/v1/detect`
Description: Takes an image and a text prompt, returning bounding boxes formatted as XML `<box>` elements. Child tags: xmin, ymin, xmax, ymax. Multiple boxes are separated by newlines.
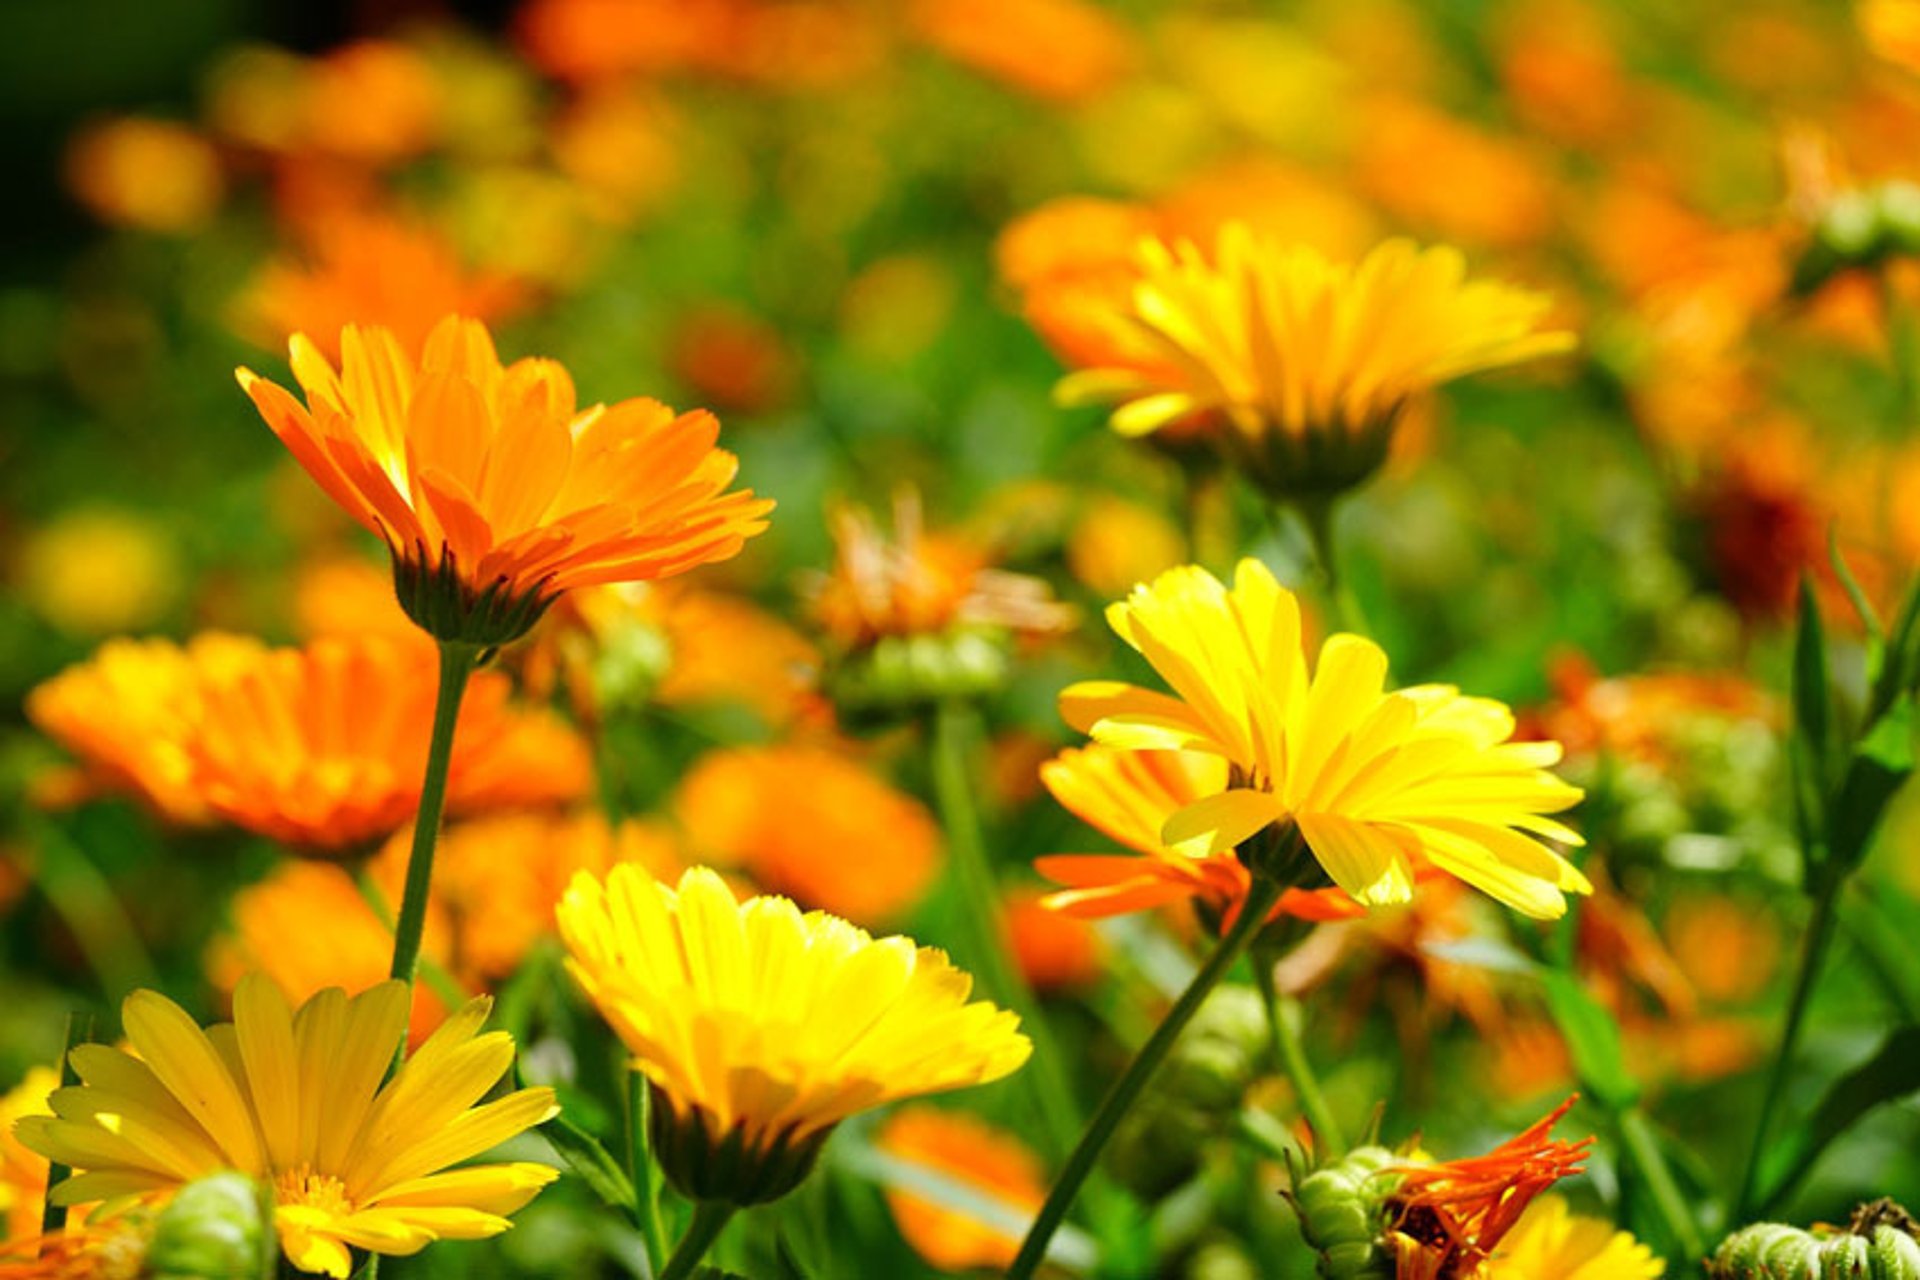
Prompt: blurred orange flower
<box><xmin>1355</xmin><ymin>98</ymin><xmax>1555</xmax><ymax>249</ymax></box>
<box><xmin>1002</xmin><ymin>887</ymin><xmax>1105</xmax><ymax>993</ymax></box>
<box><xmin>209</xmin><ymin>40</ymin><xmax>442</xmax><ymax>164</ymax></box>
<box><xmin>1535</xmin><ymin>653</ymin><xmax>1778</xmax><ymax>770</ymax></box>
<box><xmin>910</xmin><ymin>0</ymin><xmax>1135</xmax><ymax>103</ymax></box>
<box><xmin>876</xmin><ymin>1107</ymin><xmax>1046</xmax><ymax>1272</ymax></box>
<box><xmin>238</xmin><ymin>315</ymin><xmax>772</xmax><ymax>645</ymax></box>
<box><xmin>290</xmin><ymin>554</ymin><xmax>423</xmax><ymax>643</ymax></box>
<box><xmin>1036</xmin><ymin>745</ymin><xmax>1363</xmax><ymax>932</ymax></box>
<box><xmin>1065</xmin><ymin>494</ymin><xmax>1185</xmax><ymax>598</ymax></box>
<box><xmin>1664</xmin><ymin>893</ymin><xmax>1780</xmax><ymax>1004</ymax></box>
<box><xmin>64</xmin><ymin>118</ymin><xmax>224</xmax><ymax>234</ymax></box>
<box><xmin>674</xmin><ymin>743</ymin><xmax>942</xmax><ymax>924</ymax></box>
<box><xmin>666</xmin><ymin>305</ymin><xmax>798</xmax><ymax>415</ymax></box>
<box><xmin>549</xmin><ymin>86</ymin><xmax>682</xmax><ymax>221</ymax></box>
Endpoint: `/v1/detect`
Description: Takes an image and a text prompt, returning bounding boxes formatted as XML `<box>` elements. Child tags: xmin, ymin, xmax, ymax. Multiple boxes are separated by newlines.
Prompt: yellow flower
<box><xmin>18</xmin><ymin>509</ymin><xmax>179</xmax><ymax>638</ymax></box>
<box><xmin>1484</xmin><ymin>1196</ymin><xmax>1665</xmax><ymax>1279</ymax></box>
<box><xmin>1</xmin><ymin>1068</ymin><xmax>56</xmax><ymax>1242</ymax></box>
<box><xmin>1061</xmin><ymin>560</ymin><xmax>1588</xmax><ymax>917</ymax></box>
<box><xmin>17</xmin><ymin>976</ymin><xmax>557</xmax><ymax>1279</ymax></box>
<box><xmin>556</xmin><ymin>864</ymin><xmax>1031</xmax><ymax>1204</ymax></box>
<box><xmin>237</xmin><ymin>315</ymin><xmax>772</xmax><ymax>646</ymax></box>
<box><xmin>1058</xmin><ymin>227</ymin><xmax>1573</xmax><ymax>497</ymax></box>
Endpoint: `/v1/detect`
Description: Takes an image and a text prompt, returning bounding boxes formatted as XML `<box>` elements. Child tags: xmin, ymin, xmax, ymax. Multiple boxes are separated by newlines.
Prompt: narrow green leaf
<box><xmin>1541</xmin><ymin>971</ymin><xmax>1640</xmax><ymax>1112</ymax></box>
<box><xmin>1830</xmin><ymin>527</ymin><xmax>1884</xmax><ymax>645</ymax></box>
<box><xmin>1827</xmin><ymin>695</ymin><xmax>1918</xmax><ymax>872</ymax></box>
<box><xmin>542</xmin><ymin>1111</ymin><xmax>639</xmax><ymax>1215</ymax></box>
<box><xmin>1759</xmin><ymin>1025</ymin><xmax>1920</xmax><ymax>1214</ymax></box>
<box><xmin>1874</xmin><ymin>579</ymin><xmax>1920</xmax><ymax>721</ymax></box>
<box><xmin>1792</xmin><ymin>576</ymin><xmax>1835</xmax><ymax>794</ymax></box>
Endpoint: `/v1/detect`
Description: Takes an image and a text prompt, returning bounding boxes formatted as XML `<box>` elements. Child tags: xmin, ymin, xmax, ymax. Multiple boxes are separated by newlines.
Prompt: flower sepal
<box><xmin>392</xmin><ymin>543</ymin><xmax>557</xmax><ymax>649</ymax></box>
<box><xmin>649</xmin><ymin>1085</ymin><xmax>834</xmax><ymax>1207</ymax></box>
<box><xmin>1224</xmin><ymin>406</ymin><xmax>1400</xmax><ymax>504</ymax></box>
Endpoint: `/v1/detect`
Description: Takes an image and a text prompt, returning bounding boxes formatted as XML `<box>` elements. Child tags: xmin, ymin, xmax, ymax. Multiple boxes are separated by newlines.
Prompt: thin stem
<box><xmin>40</xmin><ymin>1012</ymin><xmax>92</xmax><ymax>1239</ymax></box>
<box><xmin>1293</xmin><ymin>495</ymin><xmax>1365</xmax><ymax>635</ymax></box>
<box><xmin>354</xmin><ymin>867</ymin><xmax>465</xmax><ymax>1013</ymax></box>
<box><xmin>1736</xmin><ymin>873</ymin><xmax>1843</xmax><ymax>1219</ymax></box>
<box><xmin>1618</xmin><ymin>1105</ymin><xmax>1706</xmax><ymax>1261</ymax></box>
<box><xmin>1251</xmin><ymin>950</ymin><xmax>1346</xmax><ymax>1157</ymax></box>
<box><xmin>26</xmin><ymin>815</ymin><xmax>157</xmax><ymax>997</ymax></box>
<box><xmin>625</xmin><ymin>1069</ymin><xmax>670</xmax><ymax>1271</ymax></box>
<box><xmin>659</xmin><ymin>1200</ymin><xmax>735</xmax><ymax>1280</ymax></box>
<box><xmin>388</xmin><ymin>642</ymin><xmax>480</xmax><ymax>989</ymax></box>
<box><xmin>1007</xmin><ymin>875</ymin><xmax>1286</xmax><ymax>1280</ymax></box>
<box><xmin>929</xmin><ymin>701</ymin><xmax>1082</xmax><ymax>1161</ymax></box>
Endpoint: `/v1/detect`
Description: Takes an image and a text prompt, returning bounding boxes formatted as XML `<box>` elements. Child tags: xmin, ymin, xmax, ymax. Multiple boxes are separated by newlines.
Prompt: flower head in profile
<box><xmin>238</xmin><ymin>315</ymin><xmax>772</xmax><ymax>646</ymax></box>
<box><xmin>1062</xmin><ymin>560</ymin><xmax>1587</xmax><ymax>918</ymax></box>
<box><xmin>16</xmin><ymin>976</ymin><xmax>558</xmax><ymax>1279</ymax></box>
<box><xmin>1483</xmin><ymin>1195</ymin><xmax>1664</xmax><ymax>1279</ymax></box>
<box><xmin>876</xmin><ymin>1107</ymin><xmax>1046</xmax><ymax>1272</ymax></box>
<box><xmin>1058</xmin><ymin>228</ymin><xmax>1572</xmax><ymax>497</ymax></box>
<box><xmin>1036</xmin><ymin>745</ymin><xmax>1364</xmax><ymax>931</ymax></box>
<box><xmin>1387</xmin><ymin>1098</ymin><xmax>1593</xmax><ymax>1280</ymax></box>
<box><xmin>557</xmin><ymin>864</ymin><xmax>1031</xmax><ymax>1205</ymax></box>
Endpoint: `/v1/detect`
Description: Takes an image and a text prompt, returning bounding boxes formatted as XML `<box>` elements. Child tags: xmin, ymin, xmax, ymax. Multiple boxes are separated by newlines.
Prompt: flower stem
<box><xmin>39</xmin><ymin>1011</ymin><xmax>91</xmax><ymax>1239</ymax></box>
<box><xmin>1007</xmin><ymin>875</ymin><xmax>1286</xmax><ymax>1279</ymax></box>
<box><xmin>1251</xmin><ymin>950</ymin><xmax>1346</xmax><ymax>1157</ymax></box>
<box><xmin>625</xmin><ymin>1068</ymin><xmax>670</xmax><ymax>1271</ymax></box>
<box><xmin>929</xmin><ymin>700</ymin><xmax>1083</xmax><ymax>1161</ymax></box>
<box><xmin>388</xmin><ymin>641</ymin><xmax>479</xmax><ymax>990</ymax></box>
<box><xmin>1736</xmin><ymin>871</ymin><xmax>1843</xmax><ymax>1219</ymax></box>
<box><xmin>659</xmin><ymin>1200</ymin><xmax>735</xmax><ymax>1280</ymax></box>
<box><xmin>1618</xmin><ymin>1104</ymin><xmax>1706</xmax><ymax>1260</ymax></box>
<box><xmin>1293</xmin><ymin>494</ymin><xmax>1365</xmax><ymax>635</ymax></box>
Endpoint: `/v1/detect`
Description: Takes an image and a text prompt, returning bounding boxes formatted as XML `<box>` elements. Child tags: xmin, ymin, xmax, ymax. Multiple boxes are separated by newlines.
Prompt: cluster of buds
<box><xmin>1712</xmin><ymin>1200</ymin><xmax>1920</xmax><ymax>1280</ymax></box>
<box><xmin>1790</xmin><ymin>180</ymin><xmax>1920</xmax><ymax>294</ymax></box>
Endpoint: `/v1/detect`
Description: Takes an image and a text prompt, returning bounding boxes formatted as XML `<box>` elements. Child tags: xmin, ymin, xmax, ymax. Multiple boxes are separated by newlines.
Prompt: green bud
<box><xmin>144</xmin><ymin>1171</ymin><xmax>276</xmax><ymax>1280</ymax></box>
<box><xmin>1711</xmin><ymin>1201</ymin><xmax>1920</xmax><ymax>1280</ymax></box>
<box><xmin>1285</xmin><ymin>1145</ymin><xmax>1400</xmax><ymax>1280</ymax></box>
<box><xmin>822</xmin><ymin>627</ymin><xmax>1012</xmax><ymax>722</ymax></box>
<box><xmin>588</xmin><ymin>613</ymin><xmax>672</xmax><ymax>716</ymax></box>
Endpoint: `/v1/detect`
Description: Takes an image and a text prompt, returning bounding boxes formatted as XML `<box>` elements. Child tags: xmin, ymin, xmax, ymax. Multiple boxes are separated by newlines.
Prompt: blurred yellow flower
<box><xmin>63</xmin><ymin>118</ymin><xmax>223</xmax><ymax>233</ymax></box>
<box><xmin>238</xmin><ymin>315</ymin><xmax>772</xmax><ymax>645</ymax></box>
<box><xmin>1065</xmin><ymin>495</ymin><xmax>1185</xmax><ymax>598</ymax></box>
<box><xmin>1058</xmin><ymin>228</ymin><xmax>1573</xmax><ymax>497</ymax></box>
<box><xmin>1062</xmin><ymin>561</ymin><xmax>1588</xmax><ymax>917</ymax></box>
<box><xmin>876</xmin><ymin>1106</ymin><xmax>1045</xmax><ymax>1272</ymax></box>
<box><xmin>17</xmin><ymin>509</ymin><xmax>178</xmax><ymax>637</ymax></box>
<box><xmin>1483</xmin><ymin>1195</ymin><xmax>1664</xmax><ymax>1279</ymax></box>
<box><xmin>557</xmin><ymin>864</ymin><xmax>1030</xmax><ymax>1203</ymax></box>
<box><xmin>1861</xmin><ymin>0</ymin><xmax>1920</xmax><ymax>73</ymax></box>
<box><xmin>0</xmin><ymin>1068</ymin><xmax>55</xmax><ymax>1242</ymax></box>
<box><xmin>17</xmin><ymin>977</ymin><xmax>557</xmax><ymax>1278</ymax></box>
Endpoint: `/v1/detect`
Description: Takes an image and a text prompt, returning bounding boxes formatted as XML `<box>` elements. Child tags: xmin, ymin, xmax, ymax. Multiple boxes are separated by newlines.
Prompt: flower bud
<box><xmin>1710</xmin><ymin>1200</ymin><xmax>1920</xmax><ymax>1280</ymax></box>
<box><xmin>822</xmin><ymin>628</ymin><xmax>1012</xmax><ymax>722</ymax></box>
<box><xmin>1284</xmin><ymin>1145</ymin><xmax>1401</xmax><ymax>1280</ymax></box>
<box><xmin>145</xmin><ymin>1171</ymin><xmax>277</xmax><ymax>1280</ymax></box>
<box><xmin>392</xmin><ymin>546</ymin><xmax>556</xmax><ymax>649</ymax></box>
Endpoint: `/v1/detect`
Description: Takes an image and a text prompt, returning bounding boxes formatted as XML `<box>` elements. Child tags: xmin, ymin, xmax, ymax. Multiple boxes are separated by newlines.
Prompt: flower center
<box><xmin>276</xmin><ymin>1165</ymin><xmax>356</xmax><ymax>1217</ymax></box>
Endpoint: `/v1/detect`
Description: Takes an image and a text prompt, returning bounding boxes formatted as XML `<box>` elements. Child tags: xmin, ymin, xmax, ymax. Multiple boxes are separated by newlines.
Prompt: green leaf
<box><xmin>541</xmin><ymin>1111</ymin><xmax>639</xmax><ymax>1216</ymax></box>
<box><xmin>1792</xmin><ymin>576</ymin><xmax>1835</xmax><ymax>794</ymax></box>
<box><xmin>1830</xmin><ymin>527</ymin><xmax>1884</xmax><ymax>645</ymax></box>
<box><xmin>1759</xmin><ymin>1024</ymin><xmax>1920</xmax><ymax>1214</ymax></box>
<box><xmin>1826</xmin><ymin>694</ymin><xmax>1918</xmax><ymax>872</ymax></box>
<box><xmin>1540</xmin><ymin>971</ymin><xmax>1640</xmax><ymax>1111</ymax></box>
<box><xmin>1872</xmin><ymin>578</ymin><xmax>1920</xmax><ymax>720</ymax></box>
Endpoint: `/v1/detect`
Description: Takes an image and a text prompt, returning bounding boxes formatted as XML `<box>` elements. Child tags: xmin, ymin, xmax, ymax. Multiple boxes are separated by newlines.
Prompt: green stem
<box><xmin>1736</xmin><ymin>873</ymin><xmax>1843</xmax><ymax>1219</ymax></box>
<box><xmin>625</xmin><ymin>1068</ymin><xmax>670</xmax><ymax>1271</ymax></box>
<box><xmin>26</xmin><ymin>815</ymin><xmax>157</xmax><ymax>997</ymax></box>
<box><xmin>1251</xmin><ymin>950</ymin><xmax>1346</xmax><ymax>1157</ymax></box>
<box><xmin>1618</xmin><ymin>1105</ymin><xmax>1706</xmax><ymax>1261</ymax></box>
<box><xmin>354</xmin><ymin>867</ymin><xmax>465</xmax><ymax>1013</ymax></box>
<box><xmin>1293</xmin><ymin>495</ymin><xmax>1365</xmax><ymax>635</ymax></box>
<box><xmin>388</xmin><ymin>642</ymin><xmax>479</xmax><ymax>990</ymax></box>
<box><xmin>40</xmin><ymin>1011</ymin><xmax>92</xmax><ymax>1238</ymax></box>
<box><xmin>1007</xmin><ymin>875</ymin><xmax>1286</xmax><ymax>1280</ymax></box>
<box><xmin>929</xmin><ymin>701</ymin><xmax>1082</xmax><ymax>1161</ymax></box>
<box><xmin>659</xmin><ymin>1200</ymin><xmax>735</xmax><ymax>1280</ymax></box>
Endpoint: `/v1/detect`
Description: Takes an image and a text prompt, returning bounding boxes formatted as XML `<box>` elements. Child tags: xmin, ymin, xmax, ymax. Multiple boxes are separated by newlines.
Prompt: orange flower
<box><xmin>1036</xmin><ymin>746</ymin><xmax>1363</xmax><ymax>932</ymax></box>
<box><xmin>674</xmin><ymin>744</ymin><xmax>942</xmax><ymax>924</ymax></box>
<box><xmin>1355</xmin><ymin>97</ymin><xmax>1554</xmax><ymax>250</ymax></box>
<box><xmin>665</xmin><ymin>304</ymin><xmax>798</xmax><ymax>415</ymax></box>
<box><xmin>184</xmin><ymin>635</ymin><xmax>591</xmax><ymax>854</ymax></box>
<box><xmin>208</xmin><ymin>860</ymin><xmax>452</xmax><ymax>1045</ymax></box>
<box><xmin>1535</xmin><ymin>653</ymin><xmax>1778</xmax><ymax>771</ymax></box>
<box><xmin>0</xmin><ymin>1068</ymin><xmax>55</xmax><ymax>1242</ymax></box>
<box><xmin>549</xmin><ymin>86</ymin><xmax>681</xmax><ymax>222</ymax></box>
<box><xmin>64</xmin><ymin>118</ymin><xmax>223</xmax><ymax>234</ymax></box>
<box><xmin>1002</xmin><ymin>887</ymin><xmax>1105</xmax><ymax>993</ymax></box>
<box><xmin>25</xmin><ymin>634</ymin><xmax>268</xmax><ymax>824</ymax></box>
<box><xmin>238</xmin><ymin>315</ymin><xmax>772</xmax><ymax>645</ymax></box>
<box><xmin>246</xmin><ymin>210</ymin><xmax>527</xmax><ymax>362</ymax></box>
<box><xmin>290</xmin><ymin>554</ymin><xmax>422</xmax><ymax>643</ymax></box>
<box><xmin>909</xmin><ymin>0</ymin><xmax>1135</xmax><ymax>103</ymax></box>
<box><xmin>1664</xmin><ymin>893</ymin><xmax>1780</xmax><ymax>1004</ymax></box>
<box><xmin>1065</xmin><ymin>495</ymin><xmax>1185</xmax><ymax>598</ymax></box>
<box><xmin>1388</xmin><ymin>1097</ymin><xmax>1591</xmax><ymax>1280</ymax></box>
<box><xmin>876</xmin><ymin>1107</ymin><xmax>1046</xmax><ymax>1272</ymax></box>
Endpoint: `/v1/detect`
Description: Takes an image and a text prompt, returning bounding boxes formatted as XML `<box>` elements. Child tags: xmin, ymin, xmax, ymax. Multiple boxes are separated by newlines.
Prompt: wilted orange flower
<box><xmin>1388</xmin><ymin>1097</ymin><xmax>1591</xmax><ymax>1280</ymax></box>
<box><xmin>26</xmin><ymin>634</ymin><xmax>267</xmax><ymax>824</ymax></box>
<box><xmin>247</xmin><ymin>210</ymin><xmax>527</xmax><ymax>361</ymax></box>
<box><xmin>0</xmin><ymin>1068</ymin><xmax>55</xmax><ymax>1242</ymax></box>
<box><xmin>238</xmin><ymin>315</ymin><xmax>772</xmax><ymax>645</ymax></box>
<box><xmin>184</xmin><ymin>635</ymin><xmax>591</xmax><ymax>853</ymax></box>
<box><xmin>1691</xmin><ymin>421</ymin><xmax>1831</xmax><ymax>623</ymax></box>
<box><xmin>910</xmin><ymin>0</ymin><xmax>1135</xmax><ymax>103</ymax></box>
<box><xmin>1534</xmin><ymin>653</ymin><xmax>1779</xmax><ymax>770</ymax></box>
<box><xmin>1037</xmin><ymin>746</ymin><xmax>1364</xmax><ymax>931</ymax></box>
<box><xmin>1002</xmin><ymin>887</ymin><xmax>1105</xmax><ymax>993</ymax></box>
<box><xmin>674</xmin><ymin>744</ymin><xmax>942</xmax><ymax>924</ymax></box>
<box><xmin>1355</xmin><ymin>98</ymin><xmax>1554</xmax><ymax>249</ymax></box>
<box><xmin>876</xmin><ymin>1107</ymin><xmax>1047</xmax><ymax>1272</ymax></box>
<box><xmin>64</xmin><ymin>118</ymin><xmax>224</xmax><ymax>234</ymax></box>
<box><xmin>1575</xmin><ymin>864</ymin><xmax>1696</xmax><ymax>1023</ymax></box>
<box><xmin>209</xmin><ymin>860</ymin><xmax>452</xmax><ymax>1046</ymax></box>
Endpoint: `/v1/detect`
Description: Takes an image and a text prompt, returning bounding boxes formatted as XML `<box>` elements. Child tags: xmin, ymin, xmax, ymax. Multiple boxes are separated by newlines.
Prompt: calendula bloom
<box><xmin>182</xmin><ymin>635</ymin><xmax>591</xmax><ymax>854</ymax></box>
<box><xmin>876</xmin><ymin>1107</ymin><xmax>1046</xmax><ymax>1272</ymax></box>
<box><xmin>1037</xmin><ymin>745</ymin><xmax>1364</xmax><ymax>930</ymax></box>
<box><xmin>1862</xmin><ymin>0</ymin><xmax>1920</xmax><ymax>75</ymax></box>
<box><xmin>1002</xmin><ymin>888</ymin><xmax>1105</xmax><ymax>993</ymax></box>
<box><xmin>26</xmin><ymin>634</ymin><xmax>268</xmax><ymax>824</ymax></box>
<box><xmin>1388</xmin><ymin>1098</ymin><xmax>1592</xmax><ymax>1280</ymax></box>
<box><xmin>63</xmin><ymin>118</ymin><xmax>224</xmax><ymax>234</ymax></box>
<box><xmin>557</xmin><ymin>864</ymin><xmax>1031</xmax><ymax>1205</ymax></box>
<box><xmin>17</xmin><ymin>977</ymin><xmax>558</xmax><ymax>1279</ymax></box>
<box><xmin>1485</xmin><ymin>1196</ymin><xmax>1663</xmax><ymax>1279</ymax></box>
<box><xmin>1062</xmin><ymin>561</ymin><xmax>1588</xmax><ymax>918</ymax></box>
<box><xmin>1057</xmin><ymin>228</ymin><xmax>1573</xmax><ymax>497</ymax></box>
<box><xmin>674</xmin><ymin>744</ymin><xmax>942</xmax><ymax>924</ymax></box>
<box><xmin>909</xmin><ymin>0</ymin><xmax>1136</xmax><ymax>103</ymax></box>
<box><xmin>1</xmin><ymin>1068</ymin><xmax>56</xmax><ymax>1240</ymax></box>
<box><xmin>237</xmin><ymin>315</ymin><xmax>772</xmax><ymax>646</ymax></box>
<box><xmin>0</xmin><ymin>1218</ymin><xmax>149</xmax><ymax>1280</ymax></box>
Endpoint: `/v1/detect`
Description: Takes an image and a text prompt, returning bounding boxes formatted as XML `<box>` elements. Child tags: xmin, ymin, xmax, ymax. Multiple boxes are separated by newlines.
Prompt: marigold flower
<box><xmin>1484</xmin><ymin>1195</ymin><xmax>1664</xmax><ymax>1279</ymax></box>
<box><xmin>876</xmin><ymin>1107</ymin><xmax>1046</xmax><ymax>1272</ymax></box>
<box><xmin>1001</xmin><ymin>887</ymin><xmax>1106</xmax><ymax>993</ymax></box>
<box><xmin>1</xmin><ymin>1068</ymin><xmax>55</xmax><ymax>1241</ymax></box>
<box><xmin>674</xmin><ymin>744</ymin><xmax>941</xmax><ymax>924</ymax></box>
<box><xmin>0</xmin><ymin>1217</ymin><xmax>148</xmax><ymax>1280</ymax></box>
<box><xmin>17</xmin><ymin>977</ymin><xmax>558</xmax><ymax>1278</ymax></box>
<box><xmin>1058</xmin><ymin>228</ymin><xmax>1573</xmax><ymax>498</ymax></box>
<box><xmin>556</xmin><ymin>864</ymin><xmax>1031</xmax><ymax>1204</ymax></box>
<box><xmin>1036</xmin><ymin>745</ymin><xmax>1364</xmax><ymax>929</ymax></box>
<box><xmin>1388</xmin><ymin>1097</ymin><xmax>1592</xmax><ymax>1279</ymax></box>
<box><xmin>63</xmin><ymin>118</ymin><xmax>224</xmax><ymax>234</ymax></box>
<box><xmin>237</xmin><ymin>315</ymin><xmax>772</xmax><ymax>646</ymax></box>
<box><xmin>1355</xmin><ymin>98</ymin><xmax>1555</xmax><ymax>250</ymax></box>
<box><xmin>1062</xmin><ymin>560</ymin><xmax>1588</xmax><ymax>918</ymax></box>
<box><xmin>909</xmin><ymin>0</ymin><xmax>1136</xmax><ymax>103</ymax></box>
